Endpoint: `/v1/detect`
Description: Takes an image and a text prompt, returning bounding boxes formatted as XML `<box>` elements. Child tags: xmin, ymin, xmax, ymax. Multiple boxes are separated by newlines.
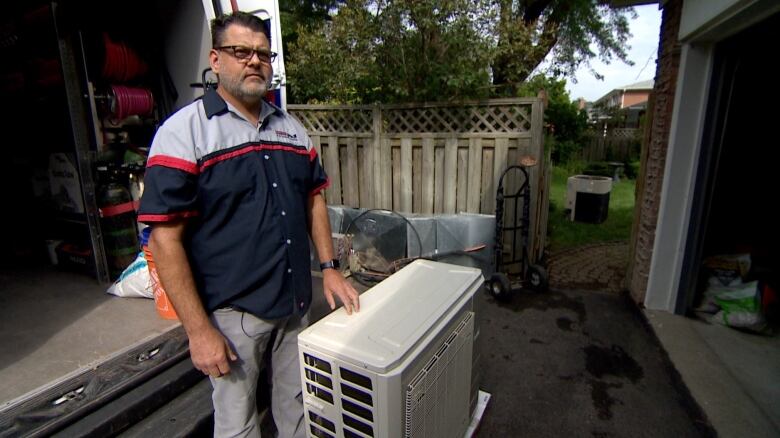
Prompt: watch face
<box><xmin>331</xmin><ymin>259</ymin><xmax>340</xmax><ymax>269</ymax></box>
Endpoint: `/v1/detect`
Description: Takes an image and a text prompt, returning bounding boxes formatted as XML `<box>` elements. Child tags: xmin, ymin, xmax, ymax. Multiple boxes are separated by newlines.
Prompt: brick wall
<box><xmin>626</xmin><ymin>0</ymin><xmax>683</xmax><ymax>304</ymax></box>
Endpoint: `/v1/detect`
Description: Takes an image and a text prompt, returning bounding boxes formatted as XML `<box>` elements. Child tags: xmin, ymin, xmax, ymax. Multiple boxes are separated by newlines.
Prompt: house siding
<box><xmin>622</xmin><ymin>91</ymin><xmax>650</xmax><ymax>108</ymax></box>
<box><xmin>626</xmin><ymin>0</ymin><xmax>683</xmax><ymax>304</ymax></box>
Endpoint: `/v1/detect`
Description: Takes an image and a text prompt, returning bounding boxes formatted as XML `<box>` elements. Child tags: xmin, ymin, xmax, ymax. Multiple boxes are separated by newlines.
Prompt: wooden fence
<box><xmin>289</xmin><ymin>98</ymin><xmax>550</xmax><ymax>264</ymax></box>
<box><xmin>580</xmin><ymin>128</ymin><xmax>641</xmax><ymax>162</ymax></box>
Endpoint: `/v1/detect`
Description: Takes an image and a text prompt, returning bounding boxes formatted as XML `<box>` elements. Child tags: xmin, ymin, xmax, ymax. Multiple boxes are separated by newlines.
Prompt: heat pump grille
<box><xmin>338</xmin><ymin>366</ymin><xmax>377</xmax><ymax>437</ymax></box>
<box><xmin>404</xmin><ymin>312</ymin><xmax>474</xmax><ymax>438</ymax></box>
<box><xmin>303</xmin><ymin>353</ymin><xmax>336</xmax><ymax>407</ymax></box>
<box><xmin>303</xmin><ymin>354</ymin><xmax>378</xmax><ymax>437</ymax></box>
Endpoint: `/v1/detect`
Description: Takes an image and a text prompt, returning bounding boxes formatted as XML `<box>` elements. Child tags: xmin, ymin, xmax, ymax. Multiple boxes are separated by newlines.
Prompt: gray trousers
<box><xmin>209</xmin><ymin>307</ymin><xmax>308</xmax><ymax>438</ymax></box>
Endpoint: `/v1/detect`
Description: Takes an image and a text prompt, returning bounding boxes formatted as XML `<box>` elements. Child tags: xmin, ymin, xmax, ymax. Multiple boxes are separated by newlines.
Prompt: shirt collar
<box><xmin>203</xmin><ymin>87</ymin><xmax>283</xmax><ymax>122</ymax></box>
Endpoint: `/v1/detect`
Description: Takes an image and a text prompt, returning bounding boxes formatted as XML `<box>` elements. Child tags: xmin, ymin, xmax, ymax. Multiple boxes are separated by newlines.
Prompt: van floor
<box><xmin>0</xmin><ymin>266</ymin><xmax>178</xmax><ymax>406</ymax></box>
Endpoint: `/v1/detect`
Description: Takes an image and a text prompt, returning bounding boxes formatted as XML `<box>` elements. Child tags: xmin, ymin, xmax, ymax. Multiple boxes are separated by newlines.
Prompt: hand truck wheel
<box><xmin>486</xmin><ymin>272</ymin><xmax>513</xmax><ymax>301</ymax></box>
<box><xmin>526</xmin><ymin>264</ymin><xmax>549</xmax><ymax>292</ymax></box>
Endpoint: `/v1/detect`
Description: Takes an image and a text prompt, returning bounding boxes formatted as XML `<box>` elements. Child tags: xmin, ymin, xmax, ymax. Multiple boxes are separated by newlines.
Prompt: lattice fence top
<box><xmin>289</xmin><ymin>107</ymin><xmax>374</xmax><ymax>133</ymax></box>
<box><xmin>585</xmin><ymin>127</ymin><xmax>640</xmax><ymax>140</ymax></box>
<box><xmin>288</xmin><ymin>100</ymin><xmax>535</xmax><ymax>134</ymax></box>
<box><xmin>383</xmin><ymin>104</ymin><xmax>531</xmax><ymax>134</ymax></box>
<box><xmin>610</xmin><ymin>128</ymin><xmax>640</xmax><ymax>139</ymax></box>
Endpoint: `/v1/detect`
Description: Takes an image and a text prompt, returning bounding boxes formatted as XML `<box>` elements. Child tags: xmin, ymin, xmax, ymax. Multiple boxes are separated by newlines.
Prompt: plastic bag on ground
<box><xmin>106</xmin><ymin>252</ymin><xmax>153</xmax><ymax>299</ymax></box>
<box><xmin>710</xmin><ymin>281</ymin><xmax>767</xmax><ymax>332</ymax></box>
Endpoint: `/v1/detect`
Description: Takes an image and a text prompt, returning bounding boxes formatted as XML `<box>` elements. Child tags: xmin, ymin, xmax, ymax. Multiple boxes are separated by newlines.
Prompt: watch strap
<box><xmin>319</xmin><ymin>259</ymin><xmax>339</xmax><ymax>271</ymax></box>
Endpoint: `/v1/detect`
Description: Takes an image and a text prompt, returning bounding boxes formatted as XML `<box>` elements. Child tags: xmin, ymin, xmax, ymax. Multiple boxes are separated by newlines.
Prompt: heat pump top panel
<box><xmin>298</xmin><ymin>260</ymin><xmax>482</xmax><ymax>374</ymax></box>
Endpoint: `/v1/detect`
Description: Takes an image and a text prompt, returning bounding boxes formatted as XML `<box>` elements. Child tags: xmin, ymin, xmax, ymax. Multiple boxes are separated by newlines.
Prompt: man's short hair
<box><xmin>211</xmin><ymin>11</ymin><xmax>271</xmax><ymax>48</ymax></box>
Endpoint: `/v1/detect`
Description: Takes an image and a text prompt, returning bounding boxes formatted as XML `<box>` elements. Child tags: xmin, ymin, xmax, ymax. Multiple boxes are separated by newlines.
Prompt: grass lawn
<box><xmin>547</xmin><ymin>165</ymin><xmax>636</xmax><ymax>253</ymax></box>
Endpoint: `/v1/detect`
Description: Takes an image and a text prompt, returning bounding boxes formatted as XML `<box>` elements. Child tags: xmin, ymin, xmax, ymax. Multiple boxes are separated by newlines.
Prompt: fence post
<box><xmin>528</xmin><ymin>96</ymin><xmax>546</xmax><ymax>263</ymax></box>
<box><xmin>372</xmin><ymin>105</ymin><xmax>384</xmax><ymax>209</ymax></box>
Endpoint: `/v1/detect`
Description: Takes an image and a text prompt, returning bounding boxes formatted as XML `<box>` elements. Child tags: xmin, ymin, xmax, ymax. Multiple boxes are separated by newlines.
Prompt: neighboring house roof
<box><xmin>594</xmin><ymin>79</ymin><xmax>655</xmax><ymax>107</ymax></box>
<box><xmin>620</xmin><ymin>79</ymin><xmax>654</xmax><ymax>91</ymax></box>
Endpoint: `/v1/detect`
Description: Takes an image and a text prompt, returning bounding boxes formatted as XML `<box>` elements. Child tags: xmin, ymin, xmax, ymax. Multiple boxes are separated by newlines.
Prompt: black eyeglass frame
<box><xmin>215</xmin><ymin>45</ymin><xmax>277</xmax><ymax>63</ymax></box>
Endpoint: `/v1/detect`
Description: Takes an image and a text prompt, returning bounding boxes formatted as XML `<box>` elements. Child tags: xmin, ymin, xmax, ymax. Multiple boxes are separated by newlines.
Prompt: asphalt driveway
<box><xmin>474</xmin><ymin>287</ymin><xmax>715</xmax><ymax>437</ymax></box>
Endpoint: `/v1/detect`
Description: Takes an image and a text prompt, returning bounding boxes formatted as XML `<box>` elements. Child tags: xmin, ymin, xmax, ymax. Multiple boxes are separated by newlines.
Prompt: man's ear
<box><xmin>209</xmin><ymin>49</ymin><xmax>220</xmax><ymax>75</ymax></box>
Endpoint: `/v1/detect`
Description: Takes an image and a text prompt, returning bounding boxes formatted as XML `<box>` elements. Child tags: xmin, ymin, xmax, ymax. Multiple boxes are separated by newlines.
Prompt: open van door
<box><xmin>0</xmin><ymin>1</ymin><xmax>289</xmax><ymax>435</ymax></box>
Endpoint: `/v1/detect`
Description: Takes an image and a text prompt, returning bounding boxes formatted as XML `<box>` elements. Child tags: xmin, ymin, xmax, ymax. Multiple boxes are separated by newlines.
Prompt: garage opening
<box><xmin>673</xmin><ymin>10</ymin><xmax>780</xmax><ymax>429</ymax></box>
<box><xmin>682</xmin><ymin>11</ymin><xmax>779</xmax><ymax>327</ymax></box>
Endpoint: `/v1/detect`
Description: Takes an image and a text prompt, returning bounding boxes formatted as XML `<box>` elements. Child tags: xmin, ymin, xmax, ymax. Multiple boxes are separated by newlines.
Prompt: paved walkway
<box><xmin>548</xmin><ymin>241</ymin><xmax>629</xmax><ymax>294</ymax></box>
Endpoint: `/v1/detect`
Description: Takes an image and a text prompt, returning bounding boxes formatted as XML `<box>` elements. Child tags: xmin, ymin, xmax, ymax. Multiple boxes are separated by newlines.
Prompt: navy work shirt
<box><xmin>138</xmin><ymin>88</ymin><xmax>329</xmax><ymax>319</ymax></box>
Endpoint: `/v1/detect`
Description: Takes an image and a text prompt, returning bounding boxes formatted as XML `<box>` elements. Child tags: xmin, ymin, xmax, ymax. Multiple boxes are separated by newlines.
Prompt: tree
<box><xmin>286</xmin><ymin>1</ymin><xmax>382</xmax><ymax>103</ymax></box>
<box><xmin>287</xmin><ymin>0</ymin><xmax>493</xmax><ymax>103</ymax></box>
<box><xmin>492</xmin><ymin>0</ymin><xmax>635</xmax><ymax>96</ymax></box>
<box><xmin>278</xmin><ymin>0</ymin><xmax>342</xmax><ymax>59</ymax></box>
<box><xmin>285</xmin><ymin>0</ymin><xmax>635</xmax><ymax>104</ymax></box>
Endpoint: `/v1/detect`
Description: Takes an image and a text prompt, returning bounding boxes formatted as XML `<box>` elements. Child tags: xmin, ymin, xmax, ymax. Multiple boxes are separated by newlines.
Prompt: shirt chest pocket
<box><xmin>198</xmin><ymin>155</ymin><xmax>268</xmax><ymax>206</ymax></box>
<box><xmin>273</xmin><ymin>153</ymin><xmax>310</xmax><ymax>195</ymax></box>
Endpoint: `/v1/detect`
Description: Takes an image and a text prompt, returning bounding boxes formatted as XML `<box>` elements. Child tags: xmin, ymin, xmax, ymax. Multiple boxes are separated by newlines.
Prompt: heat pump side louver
<box><xmin>404</xmin><ymin>312</ymin><xmax>474</xmax><ymax>438</ymax></box>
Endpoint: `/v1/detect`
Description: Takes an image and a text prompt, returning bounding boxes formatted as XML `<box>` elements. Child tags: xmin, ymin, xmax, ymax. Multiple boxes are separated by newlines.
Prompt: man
<box><xmin>138</xmin><ymin>11</ymin><xmax>359</xmax><ymax>438</ymax></box>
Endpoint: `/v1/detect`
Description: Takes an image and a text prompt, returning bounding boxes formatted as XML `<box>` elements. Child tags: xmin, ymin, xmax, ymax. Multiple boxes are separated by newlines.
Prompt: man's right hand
<box><xmin>189</xmin><ymin>325</ymin><xmax>238</xmax><ymax>378</ymax></box>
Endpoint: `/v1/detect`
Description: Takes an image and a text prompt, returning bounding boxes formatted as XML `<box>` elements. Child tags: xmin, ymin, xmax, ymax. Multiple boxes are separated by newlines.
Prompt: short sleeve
<box><xmin>308</xmin><ymin>144</ymin><xmax>330</xmax><ymax>196</ymax></box>
<box><xmin>138</xmin><ymin>120</ymin><xmax>200</xmax><ymax>223</ymax></box>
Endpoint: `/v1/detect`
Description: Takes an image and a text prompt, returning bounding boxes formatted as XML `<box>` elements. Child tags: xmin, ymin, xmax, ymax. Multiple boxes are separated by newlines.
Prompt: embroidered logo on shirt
<box><xmin>275</xmin><ymin>130</ymin><xmax>298</xmax><ymax>140</ymax></box>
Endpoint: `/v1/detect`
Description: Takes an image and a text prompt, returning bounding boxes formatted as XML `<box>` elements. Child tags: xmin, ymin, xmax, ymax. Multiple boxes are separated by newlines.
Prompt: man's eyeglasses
<box><xmin>216</xmin><ymin>46</ymin><xmax>277</xmax><ymax>64</ymax></box>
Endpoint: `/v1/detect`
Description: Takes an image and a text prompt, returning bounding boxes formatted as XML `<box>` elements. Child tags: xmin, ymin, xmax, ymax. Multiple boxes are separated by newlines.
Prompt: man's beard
<box><xmin>219</xmin><ymin>73</ymin><xmax>269</xmax><ymax>103</ymax></box>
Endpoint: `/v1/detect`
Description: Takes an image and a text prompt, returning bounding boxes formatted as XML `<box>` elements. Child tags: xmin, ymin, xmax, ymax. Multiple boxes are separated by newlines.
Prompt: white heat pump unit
<box><xmin>566</xmin><ymin>175</ymin><xmax>612</xmax><ymax>222</ymax></box>
<box><xmin>298</xmin><ymin>260</ymin><xmax>483</xmax><ymax>438</ymax></box>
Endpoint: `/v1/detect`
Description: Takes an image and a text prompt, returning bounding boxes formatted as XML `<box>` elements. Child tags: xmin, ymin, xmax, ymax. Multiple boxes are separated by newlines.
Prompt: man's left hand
<box><xmin>322</xmin><ymin>269</ymin><xmax>360</xmax><ymax>315</ymax></box>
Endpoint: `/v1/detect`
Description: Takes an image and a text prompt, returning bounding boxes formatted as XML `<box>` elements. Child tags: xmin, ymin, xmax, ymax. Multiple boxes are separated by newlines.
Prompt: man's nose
<box><xmin>246</xmin><ymin>51</ymin><xmax>263</xmax><ymax>65</ymax></box>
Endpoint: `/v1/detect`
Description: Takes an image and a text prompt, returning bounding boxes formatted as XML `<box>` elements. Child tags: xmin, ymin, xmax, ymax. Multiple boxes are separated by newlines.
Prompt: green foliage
<box><xmin>549</xmin><ymin>139</ymin><xmax>583</xmax><ymax>165</ymax></box>
<box><xmin>519</xmin><ymin>75</ymin><xmax>589</xmax><ymax>164</ymax></box>
<box><xmin>285</xmin><ymin>1</ymin><xmax>636</xmax><ymax>104</ymax></box>
<box><xmin>624</xmin><ymin>160</ymin><xmax>640</xmax><ymax>179</ymax></box>
<box><xmin>583</xmin><ymin>161</ymin><xmax>614</xmax><ymax>178</ymax></box>
<box><xmin>279</xmin><ymin>0</ymin><xmax>342</xmax><ymax>52</ymax></box>
<box><xmin>559</xmin><ymin>159</ymin><xmax>588</xmax><ymax>176</ymax></box>
<box><xmin>287</xmin><ymin>0</ymin><xmax>493</xmax><ymax>103</ymax></box>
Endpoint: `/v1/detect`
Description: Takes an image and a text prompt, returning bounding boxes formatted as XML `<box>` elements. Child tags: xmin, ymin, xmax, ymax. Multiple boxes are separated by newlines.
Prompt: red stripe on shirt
<box><xmin>138</xmin><ymin>211</ymin><xmax>199</xmax><ymax>222</ymax></box>
<box><xmin>310</xmin><ymin>177</ymin><xmax>331</xmax><ymax>196</ymax></box>
<box><xmin>199</xmin><ymin>144</ymin><xmax>310</xmax><ymax>171</ymax></box>
<box><xmin>147</xmin><ymin>155</ymin><xmax>199</xmax><ymax>174</ymax></box>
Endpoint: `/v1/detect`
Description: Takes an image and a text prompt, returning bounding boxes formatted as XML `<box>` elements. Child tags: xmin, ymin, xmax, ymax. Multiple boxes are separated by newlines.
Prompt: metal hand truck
<box><xmin>486</xmin><ymin>163</ymin><xmax>548</xmax><ymax>301</ymax></box>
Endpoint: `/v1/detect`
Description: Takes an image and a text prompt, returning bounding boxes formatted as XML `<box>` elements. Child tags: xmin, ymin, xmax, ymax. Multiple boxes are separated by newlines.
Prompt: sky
<box><xmin>564</xmin><ymin>4</ymin><xmax>662</xmax><ymax>102</ymax></box>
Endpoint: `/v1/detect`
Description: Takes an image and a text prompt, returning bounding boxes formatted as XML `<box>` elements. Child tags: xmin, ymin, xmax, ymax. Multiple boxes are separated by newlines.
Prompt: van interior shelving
<box><xmin>0</xmin><ymin>0</ymin><xmax>188</xmax><ymax>419</ymax></box>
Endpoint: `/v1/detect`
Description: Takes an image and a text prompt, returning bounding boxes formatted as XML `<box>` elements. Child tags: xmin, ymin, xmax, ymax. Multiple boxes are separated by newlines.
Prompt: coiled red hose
<box><xmin>111</xmin><ymin>85</ymin><xmax>154</xmax><ymax>121</ymax></box>
<box><xmin>102</xmin><ymin>33</ymin><xmax>148</xmax><ymax>82</ymax></box>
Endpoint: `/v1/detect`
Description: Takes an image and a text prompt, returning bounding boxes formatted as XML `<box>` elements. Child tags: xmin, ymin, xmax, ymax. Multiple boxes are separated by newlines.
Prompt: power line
<box><xmin>635</xmin><ymin>49</ymin><xmax>656</xmax><ymax>80</ymax></box>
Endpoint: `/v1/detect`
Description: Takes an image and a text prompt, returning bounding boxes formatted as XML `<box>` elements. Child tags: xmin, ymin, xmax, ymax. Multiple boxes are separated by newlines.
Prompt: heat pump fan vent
<box><xmin>304</xmin><ymin>353</ymin><xmax>336</xmax><ymax>406</ymax></box>
<box><xmin>404</xmin><ymin>312</ymin><xmax>474</xmax><ymax>438</ymax></box>
<box><xmin>336</xmin><ymin>367</ymin><xmax>377</xmax><ymax>436</ymax></box>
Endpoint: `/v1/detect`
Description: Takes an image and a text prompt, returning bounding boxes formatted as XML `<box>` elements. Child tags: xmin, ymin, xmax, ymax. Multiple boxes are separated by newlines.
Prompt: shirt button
<box><xmin>299</xmin><ymin>302</ymin><xmax>305</xmax><ymax>309</ymax></box>
<box><xmin>272</xmin><ymin>182</ymin><xmax>278</xmax><ymax>188</ymax></box>
<box><xmin>281</xmin><ymin>210</ymin><xmax>286</xmax><ymax>216</ymax></box>
<box><xmin>286</xmin><ymin>239</ymin><xmax>291</xmax><ymax>245</ymax></box>
<box><xmin>287</xmin><ymin>268</ymin><xmax>292</xmax><ymax>273</ymax></box>
<box><xmin>264</xmin><ymin>155</ymin><xmax>270</xmax><ymax>160</ymax></box>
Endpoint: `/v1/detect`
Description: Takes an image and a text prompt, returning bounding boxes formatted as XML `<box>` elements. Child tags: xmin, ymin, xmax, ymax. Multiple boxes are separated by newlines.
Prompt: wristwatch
<box><xmin>319</xmin><ymin>259</ymin><xmax>340</xmax><ymax>271</ymax></box>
